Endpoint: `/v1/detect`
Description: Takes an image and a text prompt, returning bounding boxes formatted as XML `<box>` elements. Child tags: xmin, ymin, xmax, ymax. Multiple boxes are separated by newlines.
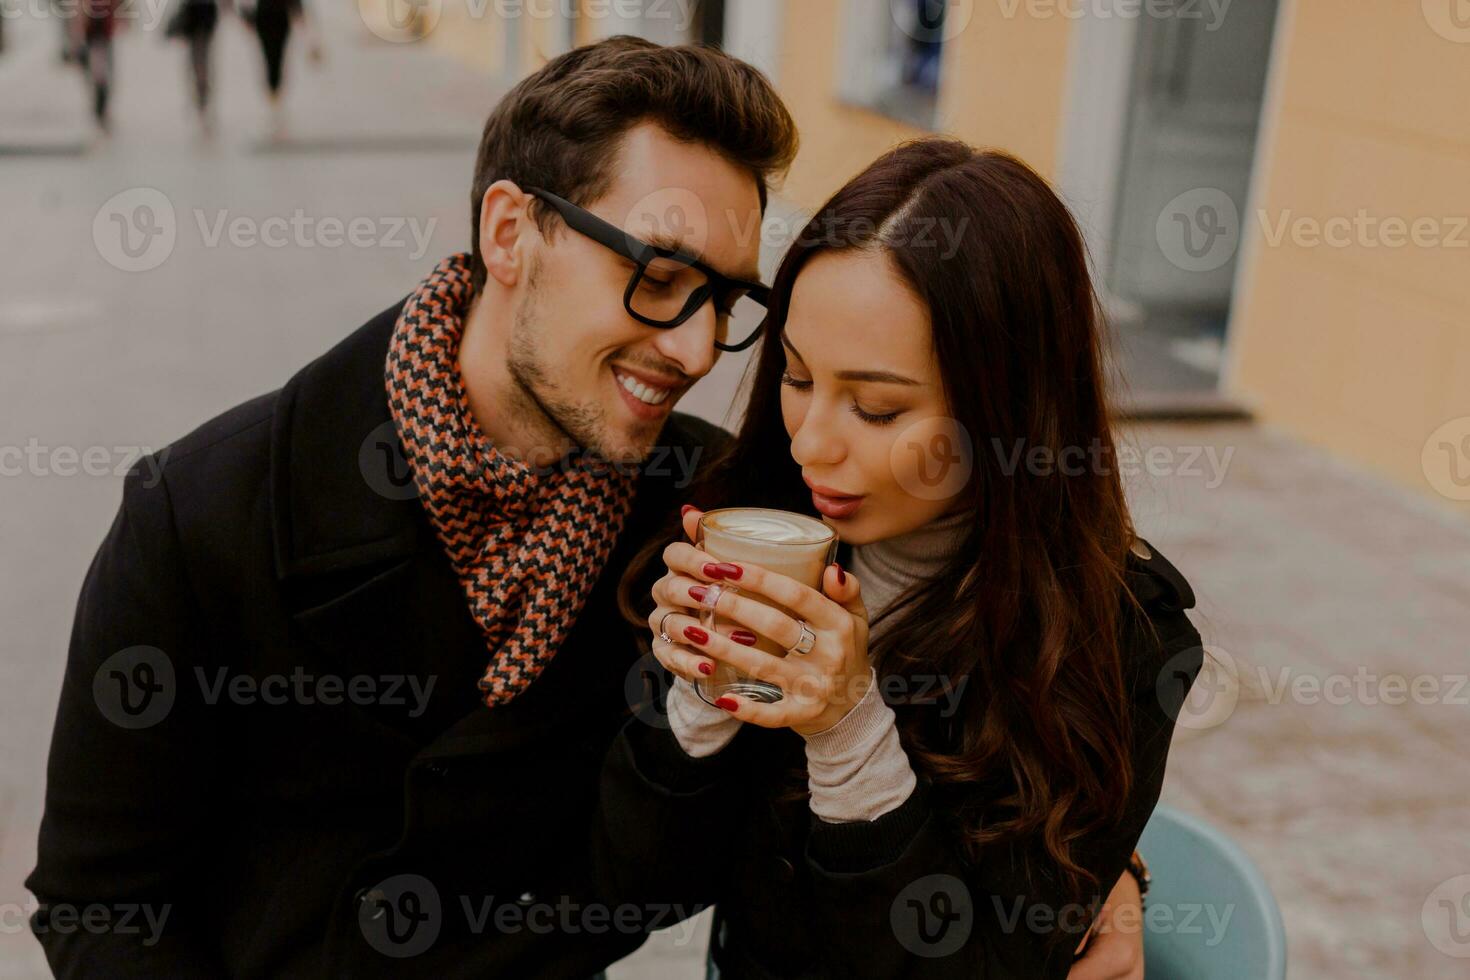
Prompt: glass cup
<box><xmin>693</xmin><ymin>507</ymin><xmax>838</xmax><ymax>705</ymax></box>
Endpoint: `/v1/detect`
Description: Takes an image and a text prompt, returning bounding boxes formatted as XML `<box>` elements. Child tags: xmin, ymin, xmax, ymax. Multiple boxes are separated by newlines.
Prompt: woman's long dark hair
<box><xmin>620</xmin><ymin>139</ymin><xmax>1152</xmax><ymax>901</ymax></box>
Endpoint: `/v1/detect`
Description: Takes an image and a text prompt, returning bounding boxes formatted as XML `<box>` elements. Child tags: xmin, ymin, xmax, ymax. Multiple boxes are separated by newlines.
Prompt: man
<box><xmin>27</xmin><ymin>36</ymin><xmax>794</xmax><ymax>977</ymax></box>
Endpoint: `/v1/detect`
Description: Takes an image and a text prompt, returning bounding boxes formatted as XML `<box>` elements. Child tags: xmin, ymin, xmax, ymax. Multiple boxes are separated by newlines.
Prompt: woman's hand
<box><xmin>645</xmin><ymin>508</ymin><xmax>727</xmax><ymax>688</ymax></box>
<box><xmin>1068</xmin><ymin>870</ymin><xmax>1145</xmax><ymax>980</ymax></box>
<box><xmin>644</xmin><ymin>508</ymin><xmax>871</xmax><ymax>737</ymax></box>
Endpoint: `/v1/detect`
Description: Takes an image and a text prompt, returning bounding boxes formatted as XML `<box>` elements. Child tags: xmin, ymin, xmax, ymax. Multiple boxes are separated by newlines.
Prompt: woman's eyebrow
<box><xmin>781</xmin><ymin>336</ymin><xmax>922</xmax><ymax>386</ymax></box>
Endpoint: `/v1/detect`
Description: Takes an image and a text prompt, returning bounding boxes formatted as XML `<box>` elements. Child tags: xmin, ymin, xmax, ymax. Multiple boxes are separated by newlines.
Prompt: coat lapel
<box><xmin>269</xmin><ymin>300</ymin><xmax>486</xmax><ymax>741</ymax></box>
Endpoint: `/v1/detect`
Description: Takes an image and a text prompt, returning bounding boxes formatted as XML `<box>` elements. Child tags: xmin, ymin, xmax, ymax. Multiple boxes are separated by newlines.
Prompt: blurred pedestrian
<box><xmin>73</xmin><ymin>0</ymin><xmax>122</xmax><ymax>131</ymax></box>
<box><xmin>165</xmin><ymin>0</ymin><xmax>223</xmax><ymax>133</ymax></box>
<box><xmin>238</xmin><ymin>0</ymin><xmax>321</xmax><ymax>139</ymax></box>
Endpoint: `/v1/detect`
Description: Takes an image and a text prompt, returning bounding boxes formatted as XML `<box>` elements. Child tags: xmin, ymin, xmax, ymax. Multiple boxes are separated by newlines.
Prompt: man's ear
<box><xmin>478</xmin><ymin>180</ymin><xmax>534</xmax><ymax>288</ymax></box>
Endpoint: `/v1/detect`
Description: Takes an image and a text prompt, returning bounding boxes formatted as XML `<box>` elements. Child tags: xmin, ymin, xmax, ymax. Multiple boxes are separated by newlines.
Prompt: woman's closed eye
<box><xmin>780</xmin><ymin>372</ymin><xmax>904</xmax><ymax>427</ymax></box>
<box><xmin>851</xmin><ymin>402</ymin><xmax>902</xmax><ymax>426</ymax></box>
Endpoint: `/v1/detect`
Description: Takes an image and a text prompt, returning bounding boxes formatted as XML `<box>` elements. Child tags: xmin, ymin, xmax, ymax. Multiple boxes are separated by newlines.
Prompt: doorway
<box><xmin>1059</xmin><ymin>0</ymin><xmax>1283</xmax><ymax>409</ymax></box>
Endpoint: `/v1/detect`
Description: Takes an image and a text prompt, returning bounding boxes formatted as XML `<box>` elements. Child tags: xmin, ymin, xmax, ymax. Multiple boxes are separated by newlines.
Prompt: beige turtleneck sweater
<box><xmin>665</xmin><ymin>509</ymin><xmax>971</xmax><ymax>823</ymax></box>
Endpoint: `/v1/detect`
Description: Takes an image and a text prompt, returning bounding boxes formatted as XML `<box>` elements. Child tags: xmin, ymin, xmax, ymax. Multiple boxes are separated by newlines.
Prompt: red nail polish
<box><xmin>704</xmin><ymin>562</ymin><xmax>743</xmax><ymax>581</ymax></box>
<box><xmin>697</xmin><ymin>661</ymin><xmax>713</xmax><ymax>675</ymax></box>
<box><xmin>730</xmin><ymin>629</ymin><xmax>757</xmax><ymax>646</ymax></box>
<box><xmin>683</xmin><ymin>626</ymin><xmax>709</xmax><ymax>644</ymax></box>
<box><xmin>714</xmin><ymin>696</ymin><xmax>739</xmax><ymax>712</ymax></box>
<box><xmin>835</xmin><ymin>562</ymin><xmax>846</xmax><ymax>586</ymax></box>
<box><xmin>681</xmin><ymin>504</ymin><xmax>697</xmax><ymax>518</ymax></box>
<box><xmin>688</xmin><ymin>584</ymin><xmax>709</xmax><ymax>602</ymax></box>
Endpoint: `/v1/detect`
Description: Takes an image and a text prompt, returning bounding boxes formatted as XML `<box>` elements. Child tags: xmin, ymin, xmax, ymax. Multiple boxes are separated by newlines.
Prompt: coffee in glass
<box><xmin>694</xmin><ymin>507</ymin><xmax>838</xmax><ymax>705</ymax></box>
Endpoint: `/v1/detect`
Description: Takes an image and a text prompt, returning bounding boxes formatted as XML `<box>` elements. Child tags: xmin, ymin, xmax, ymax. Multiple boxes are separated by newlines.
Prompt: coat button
<box><xmin>772</xmin><ymin>856</ymin><xmax>794</xmax><ymax>882</ymax></box>
<box><xmin>424</xmin><ymin>761</ymin><xmax>448</xmax><ymax>777</ymax></box>
<box><xmin>516</xmin><ymin>891</ymin><xmax>536</xmax><ymax>906</ymax></box>
<box><xmin>355</xmin><ymin>887</ymin><xmax>386</xmax><ymax>918</ymax></box>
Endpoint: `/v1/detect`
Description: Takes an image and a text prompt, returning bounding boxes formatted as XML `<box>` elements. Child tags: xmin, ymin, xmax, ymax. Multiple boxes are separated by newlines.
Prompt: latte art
<box><xmin>702</xmin><ymin>509</ymin><xmax>831</xmax><ymax>545</ymax></box>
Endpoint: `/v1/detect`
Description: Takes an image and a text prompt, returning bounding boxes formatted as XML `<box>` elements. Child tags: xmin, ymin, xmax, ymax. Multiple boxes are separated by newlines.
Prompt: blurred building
<box><xmin>413</xmin><ymin>0</ymin><xmax>1470</xmax><ymax>520</ymax></box>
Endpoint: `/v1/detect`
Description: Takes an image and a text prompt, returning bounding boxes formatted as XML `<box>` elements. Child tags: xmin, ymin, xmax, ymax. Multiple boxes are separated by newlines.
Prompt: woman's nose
<box><xmin>789</xmin><ymin>405</ymin><xmax>845</xmax><ymax>468</ymax></box>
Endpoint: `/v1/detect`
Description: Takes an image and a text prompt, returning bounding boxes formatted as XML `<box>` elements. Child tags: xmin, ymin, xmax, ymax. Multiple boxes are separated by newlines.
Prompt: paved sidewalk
<box><xmin>2</xmin><ymin>9</ymin><xmax>1467</xmax><ymax>979</ymax></box>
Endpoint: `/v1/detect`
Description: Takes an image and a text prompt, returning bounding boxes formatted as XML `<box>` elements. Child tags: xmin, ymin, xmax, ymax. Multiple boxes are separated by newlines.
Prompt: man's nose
<box><xmin>650</xmin><ymin>300</ymin><xmax>719</xmax><ymax>381</ymax></box>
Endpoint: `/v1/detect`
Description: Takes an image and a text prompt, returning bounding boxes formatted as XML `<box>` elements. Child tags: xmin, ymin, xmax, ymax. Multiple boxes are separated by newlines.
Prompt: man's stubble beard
<box><xmin>505</xmin><ymin>256</ymin><xmax>659</xmax><ymax>463</ymax></box>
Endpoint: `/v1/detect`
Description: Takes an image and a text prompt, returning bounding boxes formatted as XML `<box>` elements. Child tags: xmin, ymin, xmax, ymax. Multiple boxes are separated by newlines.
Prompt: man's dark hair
<box><xmin>468</xmin><ymin>35</ymin><xmax>799</xmax><ymax>296</ymax></box>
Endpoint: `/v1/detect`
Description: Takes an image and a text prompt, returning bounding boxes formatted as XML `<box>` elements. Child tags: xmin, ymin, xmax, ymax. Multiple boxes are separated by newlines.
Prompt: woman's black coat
<box><xmin>595</xmin><ymin>542</ymin><xmax>1204</xmax><ymax>979</ymax></box>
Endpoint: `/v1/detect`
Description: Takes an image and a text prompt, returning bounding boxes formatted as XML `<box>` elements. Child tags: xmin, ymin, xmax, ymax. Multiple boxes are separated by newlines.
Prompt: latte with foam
<box><xmin>695</xmin><ymin>508</ymin><xmax>837</xmax><ymax>704</ymax></box>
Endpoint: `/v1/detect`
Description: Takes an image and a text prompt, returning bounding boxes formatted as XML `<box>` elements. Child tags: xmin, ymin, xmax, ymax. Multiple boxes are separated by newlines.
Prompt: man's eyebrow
<box><xmin>642</xmin><ymin>232</ymin><xmax>761</xmax><ymax>283</ymax></box>
<box><xmin>780</xmin><ymin>335</ymin><xmax>923</xmax><ymax>386</ymax></box>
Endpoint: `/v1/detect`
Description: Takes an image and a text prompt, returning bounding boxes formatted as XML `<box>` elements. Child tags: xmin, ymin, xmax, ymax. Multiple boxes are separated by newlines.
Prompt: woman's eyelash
<box><xmin>851</xmin><ymin>405</ymin><xmax>901</xmax><ymax>426</ymax></box>
<box><xmin>782</xmin><ymin>372</ymin><xmax>901</xmax><ymax>425</ymax></box>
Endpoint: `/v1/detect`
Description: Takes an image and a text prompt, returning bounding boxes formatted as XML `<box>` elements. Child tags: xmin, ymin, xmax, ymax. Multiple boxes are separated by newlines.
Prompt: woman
<box><xmin>602</xmin><ymin>139</ymin><xmax>1204</xmax><ymax>978</ymax></box>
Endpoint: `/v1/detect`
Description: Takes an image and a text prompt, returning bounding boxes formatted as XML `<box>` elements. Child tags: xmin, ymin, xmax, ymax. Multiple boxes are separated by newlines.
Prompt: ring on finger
<box><xmin>787</xmin><ymin>621</ymin><xmax>817</xmax><ymax>656</ymax></box>
<box><xmin>657</xmin><ymin>610</ymin><xmax>678</xmax><ymax>644</ymax></box>
<box><xmin>695</xmin><ymin>582</ymin><xmax>728</xmax><ymax>611</ymax></box>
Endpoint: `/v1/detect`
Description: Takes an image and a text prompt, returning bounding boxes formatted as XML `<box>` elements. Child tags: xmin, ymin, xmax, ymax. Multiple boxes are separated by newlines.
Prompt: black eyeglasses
<box><xmin>524</xmin><ymin>186</ymin><xmax>771</xmax><ymax>353</ymax></box>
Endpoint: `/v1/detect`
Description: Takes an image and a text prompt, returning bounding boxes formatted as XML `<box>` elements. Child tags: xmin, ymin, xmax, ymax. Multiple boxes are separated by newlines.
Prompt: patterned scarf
<box><xmin>384</xmin><ymin>253</ymin><xmax>639</xmax><ymax>706</ymax></box>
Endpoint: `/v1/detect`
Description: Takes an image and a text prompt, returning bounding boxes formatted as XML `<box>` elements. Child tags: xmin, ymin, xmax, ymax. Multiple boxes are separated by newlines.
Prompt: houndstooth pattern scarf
<box><xmin>384</xmin><ymin>252</ymin><xmax>639</xmax><ymax>706</ymax></box>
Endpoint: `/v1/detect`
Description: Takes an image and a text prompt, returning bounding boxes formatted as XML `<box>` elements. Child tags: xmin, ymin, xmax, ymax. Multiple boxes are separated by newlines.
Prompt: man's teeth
<box><xmin>615</xmin><ymin>371</ymin><xmax>671</xmax><ymax>406</ymax></box>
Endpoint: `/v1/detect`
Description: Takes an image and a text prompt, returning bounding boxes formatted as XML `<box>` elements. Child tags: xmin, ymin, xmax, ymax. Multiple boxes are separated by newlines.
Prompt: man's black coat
<box><xmin>26</xmin><ymin>299</ymin><xmax>716</xmax><ymax>978</ymax></box>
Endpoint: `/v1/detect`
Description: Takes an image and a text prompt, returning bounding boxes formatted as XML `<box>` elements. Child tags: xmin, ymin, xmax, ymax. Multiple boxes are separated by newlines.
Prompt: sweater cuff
<box><xmin>667</xmin><ymin>676</ymin><xmax>743</xmax><ymax>758</ymax></box>
<box><xmin>802</xmin><ymin>667</ymin><xmax>918</xmax><ymax>823</ymax></box>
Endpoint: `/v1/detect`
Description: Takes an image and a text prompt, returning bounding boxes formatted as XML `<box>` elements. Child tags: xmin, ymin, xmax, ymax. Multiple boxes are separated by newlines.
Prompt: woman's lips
<box><xmin>811</xmin><ymin>490</ymin><xmax>864</xmax><ymax>519</ymax></box>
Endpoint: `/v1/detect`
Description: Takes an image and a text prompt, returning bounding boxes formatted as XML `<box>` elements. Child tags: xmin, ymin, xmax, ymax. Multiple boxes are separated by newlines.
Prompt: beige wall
<box><xmin>776</xmin><ymin>0</ymin><xmax>1074</xmax><ymax>208</ymax></box>
<box><xmin>1228</xmin><ymin>1</ymin><xmax>1470</xmax><ymax>518</ymax></box>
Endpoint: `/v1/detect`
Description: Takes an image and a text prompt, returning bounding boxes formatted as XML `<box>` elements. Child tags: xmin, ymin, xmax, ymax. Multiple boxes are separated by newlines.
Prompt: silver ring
<box><xmin>787</xmin><ymin>622</ymin><xmax>817</xmax><ymax>656</ymax></box>
<box><xmin>657</xmin><ymin>610</ymin><xmax>677</xmax><ymax>644</ymax></box>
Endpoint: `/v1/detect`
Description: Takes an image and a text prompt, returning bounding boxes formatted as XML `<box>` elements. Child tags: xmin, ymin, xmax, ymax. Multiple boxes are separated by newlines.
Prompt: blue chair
<box><xmin>1136</xmin><ymin>804</ymin><xmax>1287</xmax><ymax>980</ymax></box>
